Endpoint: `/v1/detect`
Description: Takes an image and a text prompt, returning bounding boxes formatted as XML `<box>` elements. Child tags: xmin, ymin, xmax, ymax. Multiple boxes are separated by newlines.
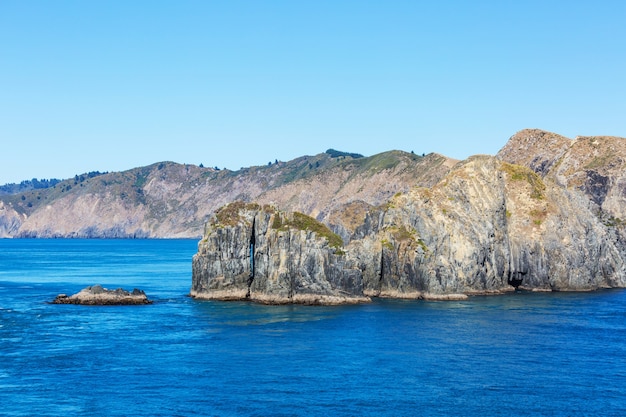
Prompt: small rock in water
<box><xmin>52</xmin><ymin>285</ymin><xmax>152</xmax><ymax>305</ymax></box>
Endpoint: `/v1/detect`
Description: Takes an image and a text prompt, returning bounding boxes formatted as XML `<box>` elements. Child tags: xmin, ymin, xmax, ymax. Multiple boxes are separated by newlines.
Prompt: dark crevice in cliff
<box><xmin>377</xmin><ymin>249</ymin><xmax>384</xmax><ymax>296</ymax></box>
<box><xmin>246</xmin><ymin>217</ymin><xmax>256</xmax><ymax>298</ymax></box>
<box><xmin>288</xmin><ymin>273</ymin><xmax>295</xmax><ymax>301</ymax></box>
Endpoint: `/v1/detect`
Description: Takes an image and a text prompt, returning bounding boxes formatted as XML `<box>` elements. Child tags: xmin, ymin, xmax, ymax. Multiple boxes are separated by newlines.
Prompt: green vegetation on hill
<box><xmin>349</xmin><ymin>150</ymin><xmax>417</xmax><ymax>172</ymax></box>
<box><xmin>265</xmin><ymin>154</ymin><xmax>333</xmax><ymax>184</ymax></box>
<box><xmin>0</xmin><ymin>172</ymin><xmax>109</xmax><ymax>197</ymax></box>
<box><xmin>1</xmin><ymin>149</ymin><xmax>440</xmax><ymax>221</ymax></box>
<box><xmin>273</xmin><ymin>211</ymin><xmax>343</xmax><ymax>249</ymax></box>
<box><xmin>211</xmin><ymin>202</ymin><xmax>344</xmax><ymax>249</ymax></box>
<box><xmin>0</xmin><ymin>178</ymin><xmax>62</xmax><ymax>195</ymax></box>
<box><xmin>325</xmin><ymin>149</ymin><xmax>364</xmax><ymax>159</ymax></box>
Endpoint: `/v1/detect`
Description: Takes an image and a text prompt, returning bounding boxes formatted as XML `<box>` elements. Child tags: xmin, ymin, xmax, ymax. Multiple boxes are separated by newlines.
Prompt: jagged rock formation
<box><xmin>0</xmin><ymin>151</ymin><xmax>454</xmax><ymax>238</ymax></box>
<box><xmin>498</xmin><ymin>129</ymin><xmax>626</xmax><ymax>221</ymax></box>
<box><xmin>192</xmin><ymin>152</ymin><xmax>626</xmax><ymax>303</ymax></box>
<box><xmin>52</xmin><ymin>285</ymin><xmax>152</xmax><ymax>305</ymax></box>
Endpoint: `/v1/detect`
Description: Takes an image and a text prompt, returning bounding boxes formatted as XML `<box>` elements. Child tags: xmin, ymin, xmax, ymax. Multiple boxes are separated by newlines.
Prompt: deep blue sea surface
<box><xmin>1</xmin><ymin>239</ymin><xmax>626</xmax><ymax>416</ymax></box>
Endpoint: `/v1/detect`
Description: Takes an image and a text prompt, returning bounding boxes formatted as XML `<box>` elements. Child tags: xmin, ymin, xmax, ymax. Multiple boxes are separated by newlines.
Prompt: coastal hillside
<box><xmin>0</xmin><ymin>150</ymin><xmax>456</xmax><ymax>238</ymax></box>
<box><xmin>2</xmin><ymin>128</ymin><xmax>625</xmax><ymax>249</ymax></box>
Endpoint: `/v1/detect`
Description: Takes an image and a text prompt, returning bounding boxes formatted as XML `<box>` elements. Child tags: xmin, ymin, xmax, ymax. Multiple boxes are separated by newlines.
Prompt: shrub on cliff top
<box><xmin>214</xmin><ymin>201</ymin><xmax>261</xmax><ymax>227</ymax></box>
<box><xmin>273</xmin><ymin>211</ymin><xmax>343</xmax><ymax>249</ymax></box>
<box><xmin>325</xmin><ymin>149</ymin><xmax>364</xmax><ymax>159</ymax></box>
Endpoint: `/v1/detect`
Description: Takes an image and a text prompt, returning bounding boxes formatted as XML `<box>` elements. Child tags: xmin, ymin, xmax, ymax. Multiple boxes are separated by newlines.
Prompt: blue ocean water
<box><xmin>1</xmin><ymin>239</ymin><xmax>626</xmax><ymax>416</ymax></box>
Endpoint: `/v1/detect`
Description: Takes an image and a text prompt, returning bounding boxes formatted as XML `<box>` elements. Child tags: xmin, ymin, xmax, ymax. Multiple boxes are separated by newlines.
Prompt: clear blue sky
<box><xmin>1</xmin><ymin>1</ymin><xmax>625</xmax><ymax>184</ymax></box>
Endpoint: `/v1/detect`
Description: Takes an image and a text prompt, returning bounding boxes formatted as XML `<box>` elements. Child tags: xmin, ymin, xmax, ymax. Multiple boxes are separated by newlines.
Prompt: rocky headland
<box><xmin>53</xmin><ymin>285</ymin><xmax>152</xmax><ymax>305</ymax></box>
<box><xmin>192</xmin><ymin>129</ymin><xmax>626</xmax><ymax>303</ymax></box>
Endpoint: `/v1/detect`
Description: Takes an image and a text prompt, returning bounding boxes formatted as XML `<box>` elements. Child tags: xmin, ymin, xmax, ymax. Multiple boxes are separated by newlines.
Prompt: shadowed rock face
<box><xmin>52</xmin><ymin>285</ymin><xmax>152</xmax><ymax>305</ymax></box>
<box><xmin>192</xmin><ymin>155</ymin><xmax>626</xmax><ymax>304</ymax></box>
<box><xmin>584</xmin><ymin>170</ymin><xmax>610</xmax><ymax>206</ymax></box>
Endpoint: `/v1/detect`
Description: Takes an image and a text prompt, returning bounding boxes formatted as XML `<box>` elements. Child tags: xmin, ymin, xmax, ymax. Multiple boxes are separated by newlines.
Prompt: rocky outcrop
<box><xmin>53</xmin><ymin>285</ymin><xmax>152</xmax><ymax>305</ymax></box>
<box><xmin>498</xmin><ymin>129</ymin><xmax>626</xmax><ymax>222</ymax></box>
<box><xmin>497</xmin><ymin>129</ymin><xmax>572</xmax><ymax>177</ymax></box>
<box><xmin>4</xmin><ymin>129</ymin><xmax>626</xmax><ymax>301</ymax></box>
<box><xmin>191</xmin><ymin>203</ymin><xmax>369</xmax><ymax>304</ymax></box>
<box><xmin>192</xmin><ymin>155</ymin><xmax>626</xmax><ymax>303</ymax></box>
<box><xmin>498</xmin><ymin>129</ymin><xmax>626</xmax><ymax>274</ymax></box>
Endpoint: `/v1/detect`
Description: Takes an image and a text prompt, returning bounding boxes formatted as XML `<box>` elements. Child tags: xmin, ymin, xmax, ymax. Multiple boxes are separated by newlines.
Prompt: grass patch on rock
<box><xmin>501</xmin><ymin>162</ymin><xmax>546</xmax><ymax>200</ymax></box>
<box><xmin>273</xmin><ymin>211</ymin><xmax>344</xmax><ymax>249</ymax></box>
<box><xmin>213</xmin><ymin>201</ymin><xmax>261</xmax><ymax>227</ymax></box>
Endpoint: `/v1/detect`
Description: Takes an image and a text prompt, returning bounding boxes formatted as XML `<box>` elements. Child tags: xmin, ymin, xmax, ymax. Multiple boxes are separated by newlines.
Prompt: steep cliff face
<box><xmin>357</xmin><ymin>155</ymin><xmax>626</xmax><ymax>294</ymax></box>
<box><xmin>192</xmin><ymin>155</ymin><xmax>626</xmax><ymax>303</ymax></box>
<box><xmin>498</xmin><ymin>129</ymin><xmax>626</xmax><ymax>272</ymax></box>
<box><xmin>16</xmin><ymin>193</ymin><xmax>150</xmax><ymax>238</ymax></box>
<box><xmin>345</xmin><ymin>156</ymin><xmax>512</xmax><ymax>297</ymax></box>
<box><xmin>191</xmin><ymin>202</ymin><xmax>369</xmax><ymax>304</ymax></box>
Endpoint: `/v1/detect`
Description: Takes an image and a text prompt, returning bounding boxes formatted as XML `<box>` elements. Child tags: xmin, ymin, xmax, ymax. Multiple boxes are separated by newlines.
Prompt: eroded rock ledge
<box><xmin>53</xmin><ymin>285</ymin><xmax>152</xmax><ymax>305</ymax></box>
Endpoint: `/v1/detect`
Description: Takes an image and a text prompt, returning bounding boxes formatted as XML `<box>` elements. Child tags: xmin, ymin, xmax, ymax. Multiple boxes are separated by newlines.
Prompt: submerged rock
<box><xmin>53</xmin><ymin>285</ymin><xmax>152</xmax><ymax>305</ymax></box>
